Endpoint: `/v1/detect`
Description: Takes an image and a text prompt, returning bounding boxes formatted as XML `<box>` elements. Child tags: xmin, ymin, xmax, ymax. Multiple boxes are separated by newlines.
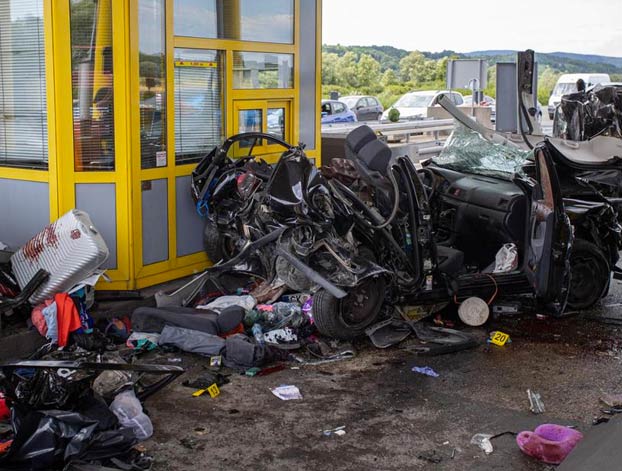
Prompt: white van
<box><xmin>548</xmin><ymin>73</ymin><xmax>610</xmax><ymax>119</ymax></box>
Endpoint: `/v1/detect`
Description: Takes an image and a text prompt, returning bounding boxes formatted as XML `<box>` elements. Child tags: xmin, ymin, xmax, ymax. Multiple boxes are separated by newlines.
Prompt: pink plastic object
<box><xmin>517</xmin><ymin>424</ymin><xmax>583</xmax><ymax>465</ymax></box>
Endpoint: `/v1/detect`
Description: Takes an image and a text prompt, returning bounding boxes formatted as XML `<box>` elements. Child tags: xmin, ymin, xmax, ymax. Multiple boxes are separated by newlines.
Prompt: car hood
<box><xmin>382</xmin><ymin>107</ymin><xmax>427</xmax><ymax>119</ymax></box>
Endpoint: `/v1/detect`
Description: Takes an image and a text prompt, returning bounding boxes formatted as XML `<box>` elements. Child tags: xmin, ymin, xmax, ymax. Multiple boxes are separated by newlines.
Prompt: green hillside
<box><xmin>322</xmin><ymin>45</ymin><xmax>622</xmax><ymax>107</ymax></box>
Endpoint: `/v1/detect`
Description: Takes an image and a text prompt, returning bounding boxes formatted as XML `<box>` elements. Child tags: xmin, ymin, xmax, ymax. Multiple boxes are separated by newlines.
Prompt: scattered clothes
<box><xmin>42</xmin><ymin>301</ymin><xmax>59</xmax><ymax>342</ymax></box>
<box><xmin>411</xmin><ymin>366</ymin><xmax>439</xmax><ymax>378</ymax></box>
<box><xmin>55</xmin><ymin>292</ymin><xmax>83</xmax><ymax>347</ymax></box>
<box><xmin>264</xmin><ymin>327</ymin><xmax>300</xmax><ymax>349</ymax></box>
<box><xmin>471</xmin><ymin>433</ymin><xmax>494</xmax><ymax>454</ymax></box>
<box><xmin>0</xmin><ymin>393</ymin><xmax>9</xmax><ymax>420</ymax></box>
<box><xmin>109</xmin><ymin>389</ymin><xmax>153</xmax><ymax>441</ymax></box>
<box><xmin>126</xmin><ymin>331</ymin><xmax>160</xmax><ymax>349</ymax></box>
<box><xmin>271</xmin><ymin>385</ymin><xmax>302</xmax><ymax>401</ymax></box>
<box><xmin>158</xmin><ymin>325</ymin><xmax>225</xmax><ymax>356</ymax></box>
<box><xmin>223</xmin><ymin>334</ymin><xmax>274</xmax><ymax>370</ymax></box>
<box><xmin>517</xmin><ymin>424</ymin><xmax>583</xmax><ymax>465</ymax></box>
<box><xmin>527</xmin><ymin>389</ymin><xmax>545</xmax><ymax>414</ymax></box>
<box><xmin>197</xmin><ymin>295</ymin><xmax>256</xmax><ymax>313</ymax></box>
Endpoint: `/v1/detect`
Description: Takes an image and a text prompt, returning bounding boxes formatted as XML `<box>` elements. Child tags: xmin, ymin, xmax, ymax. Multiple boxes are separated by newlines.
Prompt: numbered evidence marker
<box><xmin>490</xmin><ymin>331</ymin><xmax>510</xmax><ymax>346</ymax></box>
<box><xmin>192</xmin><ymin>383</ymin><xmax>221</xmax><ymax>398</ymax></box>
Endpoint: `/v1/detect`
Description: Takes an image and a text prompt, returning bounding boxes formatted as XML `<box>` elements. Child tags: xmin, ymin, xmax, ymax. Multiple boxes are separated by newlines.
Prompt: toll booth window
<box><xmin>267</xmin><ymin>108</ymin><xmax>285</xmax><ymax>141</ymax></box>
<box><xmin>238</xmin><ymin>109</ymin><xmax>262</xmax><ymax>148</ymax></box>
<box><xmin>139</xmin><ymin>0</ymin><xmax>167</xmax><ymax>169</ymax></box>
<box><xmin>232</xmin><ymin>52</ymin><xmax>293</xmax><ymax>89</ymax></box>
<box><xmin>0</xmin><ymin>0</ymin><xmax>48</xmax><ymax>169</ymax></box>
<box><xmin>70</xmin><ymin>0</ymin><xmax>115</xmax><ymax>171</ymax></box>
<box><xmin>174</xmin><ymin>0</ymin><xmax>293</xmax><ymax>44</ymax></box>
<box><xmin>174</xmin><ymin>49</ymin><xmax>224</xmax><ymax>165</ymax></box>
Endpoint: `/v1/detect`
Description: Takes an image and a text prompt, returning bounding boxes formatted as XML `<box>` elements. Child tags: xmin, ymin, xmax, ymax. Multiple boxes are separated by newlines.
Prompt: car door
<box><xmin>520</xmin><ymin>144</ymin><xmax>572</xmax><ymax>314</ymax></box>
<box><xmin>355</xmin><ymin>98</ymin><xmax>369</xmax><ymax>121</ymax></box>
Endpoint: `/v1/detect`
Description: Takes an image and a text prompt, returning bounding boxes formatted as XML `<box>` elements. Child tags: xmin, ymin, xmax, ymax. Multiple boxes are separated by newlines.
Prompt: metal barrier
<box><xmin>321</xmin><ymin>118</ymin><xmax>455</xmax><ymax>160</ymax></box>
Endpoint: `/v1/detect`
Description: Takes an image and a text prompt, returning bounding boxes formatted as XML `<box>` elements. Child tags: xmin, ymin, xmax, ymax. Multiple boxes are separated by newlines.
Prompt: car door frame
<box><xmin>515</xmin><ymin>143</ymin><xmax>573</xmax><ymax>314</ymax></box>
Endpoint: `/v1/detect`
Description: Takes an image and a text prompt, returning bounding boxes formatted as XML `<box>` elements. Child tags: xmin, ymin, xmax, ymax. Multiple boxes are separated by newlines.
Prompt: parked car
<box><xmin>382</xmin><ymin>90</ymin><xmax>463</xmax><ymax>120</ymax></box>
<box><xmin>548</xmin><ymin>73</ymin><xmax>610</xmax><ymax>120</ymax></box>
<box><xmin>321</xmin><ymin>100</ymin><xmax>357</xmax><ymax>124</ymax></box>
<box><xmin>462</xmin><ymin>94</ymin><xmax>496</xmax><ymax>122</ymax></box>
<box><xmin>340</xmin><ymin>95</ymin><xmax>383</xmax><ymax>121</ymax></box>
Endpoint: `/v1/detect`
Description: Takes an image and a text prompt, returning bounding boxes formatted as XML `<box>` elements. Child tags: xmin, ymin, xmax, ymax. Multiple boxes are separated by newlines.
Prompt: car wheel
<box><xmin>548</xmin><ymin>112</ymin><xmax>554</xmax><ymax>120</ymax></box>
<box><xmin>567</xmin><ymin>239</ymin><xmax>610</xmax><ymax>310</ymax></box>
<box><xmin>312</xmin><ymin>276</ymin><xmax>386</xmax><ymax>339</ymax></box>
<box><xmin>203</xmin><ymin>221</ymin><xmax>237</xmax><ymax>263</ymax></box>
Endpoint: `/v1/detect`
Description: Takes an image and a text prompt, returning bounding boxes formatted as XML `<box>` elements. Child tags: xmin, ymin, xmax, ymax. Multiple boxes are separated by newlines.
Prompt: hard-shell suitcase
<box><xmin>10</xmin><ymin>209</ymin><xmax>109</xmax><ymax>304</ymax></box>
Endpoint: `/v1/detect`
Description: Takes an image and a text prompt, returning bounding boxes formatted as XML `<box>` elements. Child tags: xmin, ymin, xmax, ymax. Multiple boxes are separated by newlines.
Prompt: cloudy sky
<box><xmin>322</xmin><ymin>0</ymin><xmax>622</xmax><ymax>57</ymax></box>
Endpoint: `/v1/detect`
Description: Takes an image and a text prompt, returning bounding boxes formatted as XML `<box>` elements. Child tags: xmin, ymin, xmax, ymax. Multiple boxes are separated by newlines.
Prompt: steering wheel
<box><xmin>417</xmin><ymin>168</ymin><xmax>437</xmax><ymax>201</ymax></box>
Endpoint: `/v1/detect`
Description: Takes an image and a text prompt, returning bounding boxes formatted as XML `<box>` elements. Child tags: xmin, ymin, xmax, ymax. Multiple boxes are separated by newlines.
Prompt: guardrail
<box><xmin>321</xmin><ymin>118</ymin><xmax>455</xmax><ymax>160</ymax></box>
<box><xmin>321</xmin><ymin>118</ymin><xmax>455</xmax><ymax>143</ymax></box>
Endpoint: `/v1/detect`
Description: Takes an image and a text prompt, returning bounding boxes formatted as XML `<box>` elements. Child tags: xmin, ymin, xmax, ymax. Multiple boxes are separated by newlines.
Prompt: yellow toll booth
<box><xmin>0</xmin><ymin>0</ymin><xmax>322</xmax><ymax>290</ymax></box>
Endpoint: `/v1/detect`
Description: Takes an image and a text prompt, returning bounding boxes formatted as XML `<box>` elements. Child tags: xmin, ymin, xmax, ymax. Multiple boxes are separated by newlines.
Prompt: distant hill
<box><xmin>323</xmin><ymin>45</ymin><xmax>622</xmax><ymax>75</ymax></box>
<box><xmin>464</xmin><ymin>50</ymin><xmax>622</xmax><ymax>74</ymax></box>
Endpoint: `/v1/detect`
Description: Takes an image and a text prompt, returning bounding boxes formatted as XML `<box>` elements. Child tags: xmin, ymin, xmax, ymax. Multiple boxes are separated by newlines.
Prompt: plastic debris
<box><xmin>471</xmin><ymin>433</ymin><xmax>494</xmax><ymax>454</ymax></box>
<box><xmin>323</xmin><ymin>425</ymin><xmax>346</xmax><ymax>437</ymax></box>
<box><xmin>517</xmin><ymin>424</ymin><xmax>583</xmax><ymax>464</ymax></box>
<box><xmin>411</xmin><ymin>366</ymin><xmax>439</xmax><ymax>377</ymax></box>
<box><xmin>270</xmin><ymin>385</ymin><xmax>302</xmax><ymax>401</ymax></box>
<box><xmin>110</xmin><ymin>389</ymin><xmax>153</xmax><ymax>441</ymax></box>
<box><xmin>527</xmin><ymin>389</ymin><xmax>545</xmax><ymax>414</ymax></box>
<box><xmin>493</xmin><ymin>243</ymin><xmax>518</xmax><ymax>273</ymax></box>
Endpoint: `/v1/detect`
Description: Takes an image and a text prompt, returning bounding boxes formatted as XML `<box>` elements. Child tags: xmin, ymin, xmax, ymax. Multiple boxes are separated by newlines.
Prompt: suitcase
<box><xmin>10</xmin><ymin>209</ymin><xmax>109</xmax><ymax>304</ymax></box>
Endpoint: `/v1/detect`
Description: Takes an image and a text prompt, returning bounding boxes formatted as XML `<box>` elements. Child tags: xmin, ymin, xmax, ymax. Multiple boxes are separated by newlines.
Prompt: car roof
<box><xmin>405</xmin><ymin>90</ymin><xmax>458</xmax><ymax>96</ymax></box>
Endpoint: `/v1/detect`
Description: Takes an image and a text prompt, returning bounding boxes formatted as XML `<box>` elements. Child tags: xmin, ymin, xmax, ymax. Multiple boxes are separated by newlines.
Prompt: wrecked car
<box><xmin>184</xmin><ymin>122</ymin><xmax>584</xmax><ymax>340</ymax></box>
<box><xmin>437</xmin><ymin>50</ymin><xmax>622</xmax><ymax>311</ymax></box>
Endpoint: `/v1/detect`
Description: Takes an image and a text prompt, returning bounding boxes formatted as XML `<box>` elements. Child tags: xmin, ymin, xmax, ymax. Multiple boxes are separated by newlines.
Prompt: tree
<box><xmin>398</xmin><ymin>51</ymin><xmax>437</xmax><ymax>85</ymax></box>
<box><xmin>338</xmin><ymin>51</ymin><xmax>360</xmax><ymax>88</ymax></box>
<box><xmin>357</xmin><ymin>54</ymin><xmax>381</xmax><ymax>89</ymax></box>
<box><xmin>381</xmin><ymin>69</ymin><xmax>398</xmax><ymax>87</ymax></box>
<box><xmin>322</xmin><ymin>52</ymin><xmax>340</xmax><ymax>85</ymax></box>
<box><xmin>538</xmin><ymin>66</ymin><xmax>562</xmax><ymax>105</ymax></box>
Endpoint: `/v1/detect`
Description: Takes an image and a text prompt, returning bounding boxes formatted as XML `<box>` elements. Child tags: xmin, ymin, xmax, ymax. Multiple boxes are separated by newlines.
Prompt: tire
<box><xmin>548</xmin><ymin>112</ymin><xmax>555</xmax><ymax>120</ymax></box>
<box><xmin>567</xmin><ymin>239</ymin><xmax>610</xmax><ymax>310</ymax></box>
<box><xmin>312</xmin><ymin>276</ymin><xmax>386</xmax><ymax>339</ymax></box>
<box><xmin>203</xmin><ymin>222</ymin><xmax>236</xmax><ymax>263</ymax></box>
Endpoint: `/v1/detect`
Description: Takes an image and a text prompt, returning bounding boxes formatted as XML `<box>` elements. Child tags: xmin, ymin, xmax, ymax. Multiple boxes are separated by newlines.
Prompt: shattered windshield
<box><xmin>432</xmin><ymin>123</ymin><xmax>532</xmax><ymax>180</ymax></box>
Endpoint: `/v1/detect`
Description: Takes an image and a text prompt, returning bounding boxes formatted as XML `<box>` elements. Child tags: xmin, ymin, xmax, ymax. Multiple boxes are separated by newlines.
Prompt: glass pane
<box><xmin>174</xmin><ymin>0</ymin><xmax>293</xmax><ymax>44</ymax></box>
<box><xmin>0</xmin><ymin>0</ymin><xmax>48</xmax><ymax>169</ymax></box>
<box><xmin>139</xmin><ymin>0</ymin><xmax>167</xmax><ymax>169</ymax></box>
<box><xmin>174</xmin><ymin>48</ymin><xmax>224</xmax><ymax>165</ymax></box>
<box><xmin>70</xmin><ymin>0</ymin><xmax>115</xmax><ymax>171</ymax></box>
<box><xmin>233</xmin><ymin>52</ymin><xmax>293</xmax><ymax>89</ymax></box>
<box><xmin>267</xmin><ymin>108</ymin><xmax>284</xmax><ymax>141</ymax></box>
<box><xmin>238</xmin><ymin>109</ymin><xmax>262</xmax><ymax>148</ymax></box>
<box><xmin>174</xmin><ymin>0</ymin><xmax>217</xmax><ymax>38</ymax></box>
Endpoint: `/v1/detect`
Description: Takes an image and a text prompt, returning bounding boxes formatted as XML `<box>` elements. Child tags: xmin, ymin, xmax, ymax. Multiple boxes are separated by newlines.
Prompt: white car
<box><xmin>547</xmin><ymin>73</ymin><xmax>610</xmax><ymax>120</ymax></box>
<box><xmin>382</xmin><ymin>90</ymin><xmax>464</xmax><ymax>120</ymax></box>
